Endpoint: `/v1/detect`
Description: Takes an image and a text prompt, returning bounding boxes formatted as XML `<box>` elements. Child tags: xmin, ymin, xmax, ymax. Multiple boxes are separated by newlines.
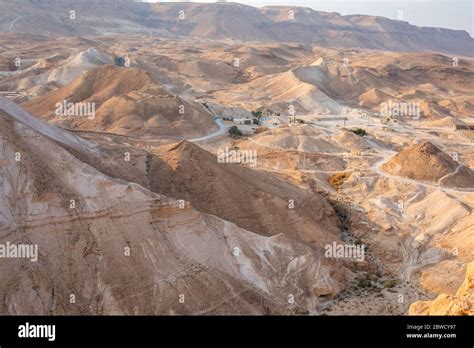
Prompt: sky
<box><xmin>145</xmin><ymin>0</ymin><xmax>474</xmax><ymax>36</ymax></box>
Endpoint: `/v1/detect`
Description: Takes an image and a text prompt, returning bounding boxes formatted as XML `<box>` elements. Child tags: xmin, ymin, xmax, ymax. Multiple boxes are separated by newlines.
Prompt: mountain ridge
<box><xmin>0</xmin><ymin>0</ymin><xmax>472</xmax><ymax>56</ymax></box>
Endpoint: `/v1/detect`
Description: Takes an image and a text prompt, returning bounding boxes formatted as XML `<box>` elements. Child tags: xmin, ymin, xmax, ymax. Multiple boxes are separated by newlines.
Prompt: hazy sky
<box><xmin>146</xmin><ymin>0</ymin><xmax>474</xmax><ymax>36</ymax></box>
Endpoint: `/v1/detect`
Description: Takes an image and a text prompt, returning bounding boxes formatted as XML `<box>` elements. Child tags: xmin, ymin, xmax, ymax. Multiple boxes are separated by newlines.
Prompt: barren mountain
<box><xmin>0</xmin><ymin>102</ymin><xmax>350</xmax><ymax>315</ymax></box>
<box><xmin>22</xmin><ymin>64</ymin><xmax>217</xmax><ymax>138</ymax></box>
<box><xmin>1</xmin><ymin>0</ymin><xmax>472</xmax><ymax>56</ymax></box>
<box><xmin>148</xmin><ymin>140</ymin><xmax>341</xmax><ymax>246</ymax></box>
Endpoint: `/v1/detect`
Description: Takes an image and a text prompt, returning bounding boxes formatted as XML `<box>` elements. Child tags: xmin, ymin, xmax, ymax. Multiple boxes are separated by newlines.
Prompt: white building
<box><xmin>233</xmin><ymin>118</ymin><xmax>252</xmax><ymax>125</ymax></box>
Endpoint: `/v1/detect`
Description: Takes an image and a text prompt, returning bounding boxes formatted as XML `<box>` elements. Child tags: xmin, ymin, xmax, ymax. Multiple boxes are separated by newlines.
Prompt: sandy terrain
<box><xmin>0</xmin><ymin>0</ymin><xmax>472</xmax><ymax>316</ymax></box>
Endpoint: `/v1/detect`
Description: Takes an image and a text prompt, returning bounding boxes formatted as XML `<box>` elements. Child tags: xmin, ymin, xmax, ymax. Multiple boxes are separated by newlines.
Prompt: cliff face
<box><xmin>0</xmin><ymin>106</ymin><xmax>350</xmax><ymax>315</ymax></box>
<box><xmin>409</xmin><ymin>263</ymin><xmax>474</xmax><ymax>315</ymax></box>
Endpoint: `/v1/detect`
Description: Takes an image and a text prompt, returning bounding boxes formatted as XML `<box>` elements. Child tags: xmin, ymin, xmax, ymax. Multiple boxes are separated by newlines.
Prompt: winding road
<box><xmin>189</xmin><ymin>117</ymin><xmax>228</xmax><ymax>142</ymax></box>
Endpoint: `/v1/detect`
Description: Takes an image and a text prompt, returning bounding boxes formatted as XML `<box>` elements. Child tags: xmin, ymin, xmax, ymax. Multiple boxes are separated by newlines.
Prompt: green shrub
<box><xmin>351</xmin><ymin>128</ymin><xmax>368</xmax><ymax>137</ymax></box>
<box><xmin>228</xmin><ymin>125</ymin><xmax>243</xmax><ymax>138</ymax></box>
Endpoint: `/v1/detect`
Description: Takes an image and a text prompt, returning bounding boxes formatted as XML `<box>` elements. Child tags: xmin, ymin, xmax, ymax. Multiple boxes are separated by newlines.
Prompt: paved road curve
<box><xmin>189</xmin><ymin>118</ymin><xmax>228</xmax><ymax>142</ymax></box>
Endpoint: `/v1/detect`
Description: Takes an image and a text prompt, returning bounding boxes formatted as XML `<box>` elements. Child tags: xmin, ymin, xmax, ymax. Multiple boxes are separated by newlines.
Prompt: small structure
<box><xmin>233</xmin><ymin>118</ymin><xmax>252</xmax><ymax>125</ymax></box>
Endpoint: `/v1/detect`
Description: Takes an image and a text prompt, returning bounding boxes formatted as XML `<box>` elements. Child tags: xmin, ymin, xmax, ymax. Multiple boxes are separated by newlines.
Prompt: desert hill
<box><xmin>0</xmin><ymin>48</ymin><xmax>114</xmax><ymax>99</ymax></box>
<box><xmin>381</xmin><ymin>142</ymin><xmax>474</xmax><ymax>188</ymax></box>
<box><xmin>211</xmin><ymin>49</ymin><xmax>474</xmax><ymax>118</ymax></box>
<box><xmin>358</xmin><ymin>88</ymin><xmax>394</xmax><ymax>108</ymax></box>
<box><xmin>148</xmin><ymin>140</ymin><xmax>341</xmax><ymax>246</ymax></box>
<box><xmin>22</xmin><ymin>65</ymin><xmax>217</xmax><ymax>138</ymax></box>
<box><xmin>249</xmin><ymin>125</ymin><xmax>345</xmax><ymax>153</ymax></box>
<box><xmin>2</xmin><ymin>33</ymin><xmax>473</xmax><ymax>121</ymax></box>
<box><xmin>421</xmin><ymin>116</ymin><xmax>467</xmax><ymax>128</ymax></box>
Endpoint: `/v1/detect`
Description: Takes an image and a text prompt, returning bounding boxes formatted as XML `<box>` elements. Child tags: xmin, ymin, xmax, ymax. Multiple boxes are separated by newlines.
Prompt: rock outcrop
<box><xmin>409</xmin><ymin>263</ymin><xmax>474</xmax><ymax>315</ymax></box>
